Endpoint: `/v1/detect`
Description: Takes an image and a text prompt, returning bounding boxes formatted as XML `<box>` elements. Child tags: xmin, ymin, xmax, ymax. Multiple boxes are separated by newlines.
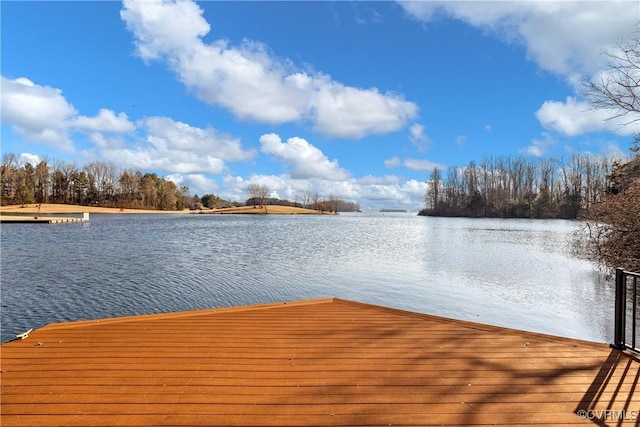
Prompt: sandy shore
<box><xmin>0</xmin><ymin>204</ymin><xmax>332</xmax><ymax>215</ymax></box>
<box><xmin>0</xmin><ymin>204</ymin><xmax>188</xmax><ymax>215</ymax></box>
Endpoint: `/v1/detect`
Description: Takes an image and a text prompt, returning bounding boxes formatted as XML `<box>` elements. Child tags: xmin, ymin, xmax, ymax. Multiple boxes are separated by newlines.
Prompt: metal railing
<box><xmin>613</xmin><ymin>268</ymin><xmax>640</xmax><ymax>353</ymax></box>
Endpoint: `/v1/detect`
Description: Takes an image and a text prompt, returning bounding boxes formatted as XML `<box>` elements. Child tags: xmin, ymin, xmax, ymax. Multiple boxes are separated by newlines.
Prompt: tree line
<box><xmin>244</xmin><ymin>184</ymin><xmax>360</xmax><ymax>213</ymax></box>
<box><xmin>0</xmin><ymin>154</ymin><xmax>361</xmax><ymax>213</ymax></box>
<box><xmin>1</xmin><ymin>154</ymin><xmax>188</xmax><ymax>211</ymax></box>
<box><xmin>420</xmin><ymin>153</ymin><xmax>620</xmax><ymax>219</ymax></box>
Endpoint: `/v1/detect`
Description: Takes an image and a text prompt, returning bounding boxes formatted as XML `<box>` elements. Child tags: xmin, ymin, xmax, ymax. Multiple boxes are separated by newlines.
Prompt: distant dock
<box><xmin>0</xmin><ymin>213</ymin><xmax>89</xmax><ymax>224</ymax></box>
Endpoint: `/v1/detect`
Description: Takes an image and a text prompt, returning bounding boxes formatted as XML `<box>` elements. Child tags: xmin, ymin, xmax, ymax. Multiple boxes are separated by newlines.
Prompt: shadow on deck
<box><xmin>1</xmin><ymin>298</ymin><xmax>638</xmax><ymax>426</ymax></box>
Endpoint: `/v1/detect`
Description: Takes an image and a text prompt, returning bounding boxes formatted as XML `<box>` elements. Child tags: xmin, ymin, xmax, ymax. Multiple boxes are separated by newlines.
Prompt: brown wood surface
<box><xmin>1</xmin><ymin>298</ymin><xmax>638</xmax><ymax>426</ymax></box>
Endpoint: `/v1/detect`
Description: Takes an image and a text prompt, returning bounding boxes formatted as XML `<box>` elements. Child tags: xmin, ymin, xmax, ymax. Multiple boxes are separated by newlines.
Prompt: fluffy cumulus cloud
<box><xmin>399</xmin><ymin>1</ymin><xmax>636</xmax><ymax>76</ymax></box>
<box><xmin>1</xmin><ymin>75</ymin><xmax>140</xmax><ymax>151</ymax></box>
<box><xmin>536</xmin><ymin>97</ymin><xmax>640</xmax><ymax>137</ymax></box>
<box><xmin>144</xmin><ymin>117</ymin><xmax>254</xmax><ymax>161</ymax></box>
<box><xmin>310</xmin><ymin>78</ymin><xmax>418</xmax><ymax>138</ymax></box>
<box><xmin>259</xmin><ymin>133</ymin><xmax>350</xmax><ymax>180</ymax></box>
<box><xmin>73</xmin><ymin>109</ymin><xmax>135</xmax><ymax>133</ymax></box>
<box><xmin>399</xmin><ymin>1</ymin><xmax>639</xmax><ymax>138</ymax></box>
<box><xmin>165</xmin><ymin>173</ymin><xmax>218</xmax><ymax>193</ymax></box>
<box><xmin>101</xmin><ymin>117</ymin><xmax>255</xmax><ymax>174</ymax></box>
<box><xmin>121</xmin><ymin>0</ymin><xmax>417</xmax><ymax>138</ymax></box>
<box><xmin>1</xmin><ymin>76</ymin><xmax>77</xmax><ymax>150</ymax></box>
<box><xmin>355</xmin><ymin>177</ymin><xmax>426</xmax><ymax>205</ymax></box>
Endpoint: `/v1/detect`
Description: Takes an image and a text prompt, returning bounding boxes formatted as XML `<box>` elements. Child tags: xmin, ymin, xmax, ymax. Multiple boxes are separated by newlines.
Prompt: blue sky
<box><xmin>2</xmin><ymin>1</ymin><xmax>638</xmax><ymax>209</ymax></box>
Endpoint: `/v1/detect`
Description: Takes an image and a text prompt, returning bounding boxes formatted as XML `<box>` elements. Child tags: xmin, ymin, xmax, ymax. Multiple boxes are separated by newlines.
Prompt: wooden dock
<box><xmin>1</xmin><ymin>298</ymin><xmax>638</xmax><ymax>426</ymax></box>
<box><xmin>0</xmin><ymin>213</ymin><xmax>89</xmax><ymax>224</ymax></box>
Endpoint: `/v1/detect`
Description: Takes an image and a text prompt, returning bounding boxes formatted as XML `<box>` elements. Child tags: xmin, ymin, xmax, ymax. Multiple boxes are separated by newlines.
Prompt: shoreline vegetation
<box><xmin>0</xmin><ymin>154</ymin><xmax>360</xmax><ymax>214</ymax></box>
<box><xmin>418</xmin><ymin>153</ymin><xmax>623</xmax><ymax>220</ymax></box>
<box><xmin>0</xmin><ymin>203</ymin><xmax>330</xmax><ymax>216</ymax></box>
<box><xmin>193</xmin><ymin>205</ymin><xmax>333</xmax><ymax>215</ymax></box>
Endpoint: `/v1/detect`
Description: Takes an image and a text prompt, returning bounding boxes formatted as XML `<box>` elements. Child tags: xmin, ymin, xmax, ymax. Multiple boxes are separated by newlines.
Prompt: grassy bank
<box><xmin>194</xmin><ymin>205</ymin><xmax>333</xmax><ymax>215</ymax></box>
<box><xmin>0</xmin><ymin>204</ymin><xmax>332</xmax><ymax>215</ymax></box>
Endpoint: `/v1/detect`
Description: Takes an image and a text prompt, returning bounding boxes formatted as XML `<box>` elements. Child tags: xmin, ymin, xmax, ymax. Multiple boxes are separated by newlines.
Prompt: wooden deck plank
<box><xmin>1</xmin><ymin>298</ymin><xmax>638</xmax><ymax>426</ymax></box>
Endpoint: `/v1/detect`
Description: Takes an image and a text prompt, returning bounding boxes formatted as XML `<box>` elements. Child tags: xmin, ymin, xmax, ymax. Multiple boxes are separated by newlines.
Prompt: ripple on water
<box><xmin>1</xmin><ymin>213</ymin><xmax>613</xmax><ymax>343</ymax></box>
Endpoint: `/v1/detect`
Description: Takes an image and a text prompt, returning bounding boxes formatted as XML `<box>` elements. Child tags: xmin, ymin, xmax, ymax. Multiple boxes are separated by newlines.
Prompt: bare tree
<box><xmin>298</xmin><ymin>190</ymin><xmax>313</xmax><ymax>208</ymax></box>
<box><xmin>1</xmin><ymin>153</ymin><xmax>18</xmax><ymax>204</ymax></box>
<box><xmin>582</xmin><ymin>34</ymin><xmax>640</xmax><ymax>270</ymax></box>
<box><xmin>310</xmin><ymin>191</ymin><xmax>320</xmax><ymax>211</ymax></box>
<box><xmin>118</xmin><ymin>170</ymin><xmax>139</xmax><ymax>207</ymax></box>
<box><xmin>584</xmin><ymin>34</ymin><xmax>640</xmax><ymax>131</ymax></box>
<box><xmin>327</xmin><ymin>194</ymin><xmax>339</xmax><ymax>213</ymax></box>
<box><xmin>582</xmin><ymin>161</ymin><xmax>640</xmax><ymax>271</ymax></box>
<box><xmin>247</xmin><ymin>183</ymin><xmax>269</xmax><ymax>208</ymax></box>
<box><xmin>34</xmin><ymin>160</ymin><xmax>50</xmax><ymax>203</ymax></box>
<box><xmin>424</xmin><ymin>167</ymin><xmax>442</xmax><ymax>210</ymax></box>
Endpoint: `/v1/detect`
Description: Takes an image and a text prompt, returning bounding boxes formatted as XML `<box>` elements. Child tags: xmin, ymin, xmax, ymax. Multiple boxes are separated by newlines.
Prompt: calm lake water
<box><xmin>0</xmin><ymin>212</ymin><xmax>613</xmax><ymax>344</ymax></box>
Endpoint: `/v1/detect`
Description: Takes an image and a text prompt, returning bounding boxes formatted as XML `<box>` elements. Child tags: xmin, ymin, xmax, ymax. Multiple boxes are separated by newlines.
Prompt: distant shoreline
<box><xmin>0</xmin><ymin>203</ymin><xmax>332</xmax><ymax>216</ymax></box>
<box><xmin>192</xmin><ymin>205</ymin><xmax>332</xmax><ymax>215</ymax></box>
<box><xmin>0</xmin><ymin>204</ymin><xmax>188</xmax><ymax>215</ymax></box>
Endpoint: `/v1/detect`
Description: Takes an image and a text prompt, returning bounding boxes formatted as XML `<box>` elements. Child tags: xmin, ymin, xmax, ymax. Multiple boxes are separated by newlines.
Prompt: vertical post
<box><xmin>633</xmin><ymin>276</ymin><xmax>638</xmax><ymax>350</ymax></box>
<box><xmin>614</xmin><ymin>268</ymin><xmax>626</xmax><ymax>349</ymax></box>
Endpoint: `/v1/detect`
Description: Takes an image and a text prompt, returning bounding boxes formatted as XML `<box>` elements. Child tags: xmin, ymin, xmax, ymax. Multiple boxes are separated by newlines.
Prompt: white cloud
<box><xmin>74</xmin><ymin>109</ymin><xmax>135</xmax><ymax>133</ymax></box>
<box><xmin>121</xmin><ymin>0</ymin><xmax>417</xmax><ymax>138</ymax></box>
<box><xmin>259</xmin><ymin>133</ymin><xmax>350</xmax><ymax>180</ymax></box>
<box><xmin>220</xmin><ymin>172</ymin><xmax>428</xmax><ymax>209</ymax></box>
<box><xmin>409</xmin><ymin>123</ymin><xmax>431</xmax><ymax>152</ymax></box>
<box><xmin>89</xmin><ymin>133</ymin><xmax>126</xmax><ymax>149</ymax></box>
<box><xmin>102</xmin><ymin>147</ymin><xmax>226</xmax><ymax>175</ymax></box>
<box><xmin>384</xmin><ymin>156</ymin><xmax>401</xmax><ymax>169</ymax></box>
<box><xmin>17</xmin><ymin>153</ymin><xmax>42</xmax><ymax>166</ymax></box>
<box><xmin>120</xmin><ymin>0</ymin><xmax>210</xmax><ymax>62</ymax></box>
<box><xmin>144</xmin><ymin>116</ymin><xmax>254</xmax><ymax>161</ymax></box>
<box><xmin>358</xmin><ymin>175</ymin><xmax>402</xmax><ymax>185</ymax></box>
<box><xmin>1</xmin><ymin>76</ymin><xmax>140</xmax><ymax>153</ymax></box>
<box><xmin>311</xmin><ymin>79</ymin><xmax>418</xmax><ymax>138</ymax></box>
<box><xmin>100</xmin><ymin>116</ymin><xmax>255</xmax><ymax>175</ymax></box>
<box><xmin>399</xmin><ymin>1</ymin><xmax>640</xmax><ymax>139</ymax></box>
<box><xmin>384</xmin><ymin>156</ymin><xmax>445</xmax><ymax>172</ymax></box>
<box><xmin>403</xmin><ymin>157</ymin><xmax>446</xmax><ymax>172</ymax></box>
<box><xmin>186</xmin><ymin>174</ymin><xmax>219</xmax><ymax>193</ymax></box>
<box><xmin>165</xmin><ymin>173</ymin><xmax>218</xmax><ymax>195</ymax></box>
<box><xmin>536</xmin><ymin>96</ymin><xmax>640</xmax><ymax>137</ymax></box>
<box><xmin>353</xmin><ymin>177</ymin><xmax>427</xmax><ymax>206</ymax></box>
<box><xmin>522</xmin><ymin>132</ymin><xmax>556</xmax><ymax>157</ymax></box>
<box><xmin>1</xmin><ymin>76</ymin><xmax>77</xmax><ymax>151</ymax></box>
<box><xmin>399</xmin><ymin>1</ymin><xmax>637</xmax><ymax>76</ymax></box>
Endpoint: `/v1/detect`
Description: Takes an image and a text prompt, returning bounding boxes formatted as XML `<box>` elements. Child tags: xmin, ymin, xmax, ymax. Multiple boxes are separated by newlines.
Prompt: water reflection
<box><xmin>1</xmin><ymin>212</ymin><xmax>613</xmax><ymax>343</ymax></box>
